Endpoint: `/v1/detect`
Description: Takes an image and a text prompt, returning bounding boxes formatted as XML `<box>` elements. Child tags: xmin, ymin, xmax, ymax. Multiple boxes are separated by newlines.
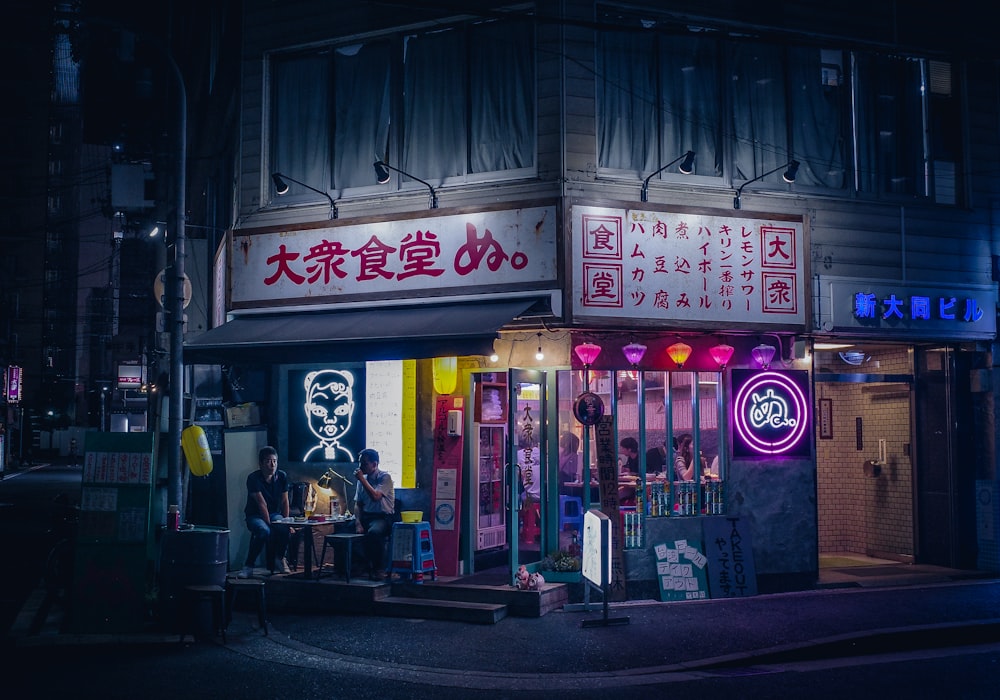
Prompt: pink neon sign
<box><xmin>6</xmin><ymin>366</ymin><xmax>22</xmax><ymax>405</ymax></box>
<box><xmin>732</xmin><ymin>370</ymin><xmax>810</xmax><ymax>457</ymax></box>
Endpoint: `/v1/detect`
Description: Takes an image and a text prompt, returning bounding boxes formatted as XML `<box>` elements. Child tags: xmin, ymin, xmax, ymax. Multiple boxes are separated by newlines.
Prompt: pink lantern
<box><xmin>573</xmin><ymin>342</ymin><xmax>602</xmax><ymax>367</ymax></box>
<box><xmin>709</xmin><ymin>344</ymin><xmax>735</xmax><ymax>370</ymax></box>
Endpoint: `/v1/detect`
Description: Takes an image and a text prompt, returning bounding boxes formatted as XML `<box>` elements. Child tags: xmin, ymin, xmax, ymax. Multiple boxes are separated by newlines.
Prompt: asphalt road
<box><xmin>4</xmin><ymin>462</ymin><xmax>1000</xmax><ymax>699</ymax></box>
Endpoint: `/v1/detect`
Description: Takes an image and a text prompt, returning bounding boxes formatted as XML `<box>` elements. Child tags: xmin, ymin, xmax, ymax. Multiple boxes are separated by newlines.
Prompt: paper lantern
<box><xmin>709</xmin><ymin>344</ymin><xmax>735</xmax><ymax>370</ymax></box>
<box><xmin>181</xmin><ymin>425</ymin><xmax>214</xmax><ymax>476</ymax></box>
<box><xmin>666</xmin><ymin>342</ymin><xmax>693</xmax><ymax>369</ymax></box>
<box><xmin>751</xmin><ymin>344</ymin><xmax>776</xmax><ymax>369</ymax></box>
<box><xmin>432</xmin><ymin>356</ymin><xmax>458</xmax><ymax>394</ymax></box>
<box><xmin>573</xmin><ymin>342</ymin><xmax>602</xmax><ymax>366</ymax></box>
<box><xmin>622</xmin><ymin>342</ymin><xmax>647</xmax><ymax>367</ymax></box>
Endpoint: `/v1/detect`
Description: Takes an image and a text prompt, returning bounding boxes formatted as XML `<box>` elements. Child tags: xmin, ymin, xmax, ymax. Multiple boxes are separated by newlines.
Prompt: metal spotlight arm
<box><xmin>373</xmin><ymin>160</ymin><xmax>438</xmax><ymax>209</ymax></box>
<box><xmin>271</xmin><ymin>172</ymin><xmax>338</xmax><ymax>219</ymax></box>
<box><xmin>733</xmin><ymin>160</ymin><xmax>799</xmax><ymax>209</ymax></box>
<box><xmin>640</xmin><ymin>150</ymin><xmax>695</xmax><ymax>202</ymax></box>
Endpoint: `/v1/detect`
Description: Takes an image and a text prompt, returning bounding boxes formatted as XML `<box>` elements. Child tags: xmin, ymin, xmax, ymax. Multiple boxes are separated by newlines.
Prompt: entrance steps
<box><xmin>375</xmin><ymin>595</ymin><xmax>508</xmax><ymax>624</ymax></box>
<box><xmin>393</xmin><ymin>579</ymin><xmax>569</xmax><ymax>619</ymax></box>
<box><xmin>262</xmin><ymin>573</ymin><xmax>568</xmax><ymax>624</ymax></box>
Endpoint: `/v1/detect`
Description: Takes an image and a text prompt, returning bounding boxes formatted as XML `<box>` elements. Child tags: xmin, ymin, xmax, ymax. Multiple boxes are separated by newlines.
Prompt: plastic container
<box><xmin>400</xmin><ymin>510</ymin><xmax>423</xmax><ymax>523</ymax></box>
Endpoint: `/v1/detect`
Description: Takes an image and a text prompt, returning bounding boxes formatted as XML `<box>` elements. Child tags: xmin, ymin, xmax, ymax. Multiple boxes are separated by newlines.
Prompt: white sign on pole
<box><xmin>582</xmin><ymin>508</ymin><xmax>611</xmax><ymax>587</ymax></box>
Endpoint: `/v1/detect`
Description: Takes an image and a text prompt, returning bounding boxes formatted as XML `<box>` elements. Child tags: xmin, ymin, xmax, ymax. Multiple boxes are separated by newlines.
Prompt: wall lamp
<box><xmin>272</xmin><ymin>172</ymin><xmax>338</xmax><ymax>219</ymax></box>
<box><xmin>374</xmin><ymin>160</ymin><xmax>438</xmax><ymax>209</ymax></box>
<box><xmin>640</xmin><ymin>150</ymin><xmax>695</xmax><ymax>202</ymax></box>
<box><xmin>733</xmin><ymin>160</ymin><xmax>799</xmax><ymax>210</ymax></box>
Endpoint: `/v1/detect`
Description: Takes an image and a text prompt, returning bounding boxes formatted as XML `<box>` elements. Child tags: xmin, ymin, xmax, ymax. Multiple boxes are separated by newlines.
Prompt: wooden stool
<box><xmin>180</xmin><ymin>584</ymin><xmax>226</xmax><ymax>643</ymax></box>
<box><xmin>225</xmin><ymin>578</ymin><xmax>268</xmax><ymax>635</ymax></box>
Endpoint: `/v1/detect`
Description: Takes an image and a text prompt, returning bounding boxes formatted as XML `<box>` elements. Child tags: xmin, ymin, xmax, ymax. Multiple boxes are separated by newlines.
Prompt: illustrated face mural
<box><xmin>302</xmin><ymin>369</ymin><xmax>356</xmax><ymax>462</ymax></box>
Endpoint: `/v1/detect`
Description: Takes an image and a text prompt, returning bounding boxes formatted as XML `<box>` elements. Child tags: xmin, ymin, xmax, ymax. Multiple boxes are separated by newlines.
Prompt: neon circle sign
<box><xmin>732</xmin><ymin>370</ymin><xmax>811</xmax><ymax>457</ymax></box>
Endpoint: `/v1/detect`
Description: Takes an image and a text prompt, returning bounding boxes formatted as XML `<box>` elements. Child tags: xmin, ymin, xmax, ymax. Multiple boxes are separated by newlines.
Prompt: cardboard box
<box><xmin>225</xmin><ymin>403</ymin><xmax>261</xmax><ymax>427</ymax></box>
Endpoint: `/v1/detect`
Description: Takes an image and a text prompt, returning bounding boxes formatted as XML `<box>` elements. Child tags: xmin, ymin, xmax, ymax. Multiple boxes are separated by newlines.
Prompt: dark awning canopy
<box><xmin>184</xmin><ymin>298</ymin><xmax>541</xmax><ymax>365</ymax></box>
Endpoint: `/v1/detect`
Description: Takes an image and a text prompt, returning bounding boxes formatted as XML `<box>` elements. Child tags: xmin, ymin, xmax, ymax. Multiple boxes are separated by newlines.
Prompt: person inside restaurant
<box><xmin>619</xmin><ymin>437</ymin><xmax>639</xmax><ymax>476</ymax></box>
<box><xmin>673</xmin><ymin>433</ymin><xmax>707</xmax><ymax>481</ymax></box>
<box><xmin>558</xmin><ymin>432</ymin><xmax>581</xmax><ymax>488</ymax></box>
<box><xmin>645</xmin><ymin>439</ymin><xmax>668</xmax><ymax>475</ymax></box>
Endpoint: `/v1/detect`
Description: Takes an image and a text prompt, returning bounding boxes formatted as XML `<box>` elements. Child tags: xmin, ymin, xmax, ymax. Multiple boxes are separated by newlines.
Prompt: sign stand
<box><xmin>580</xmin><ymin>509</ymin><xmax>629</xmax><ymax>627</ymax></box>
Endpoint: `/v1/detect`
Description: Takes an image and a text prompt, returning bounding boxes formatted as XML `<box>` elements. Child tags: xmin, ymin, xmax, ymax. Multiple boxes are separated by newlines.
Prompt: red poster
<box><xmin>431</xmin><ymin>396</ymin><xmax>464</xmax><ymax>576</ymax></box>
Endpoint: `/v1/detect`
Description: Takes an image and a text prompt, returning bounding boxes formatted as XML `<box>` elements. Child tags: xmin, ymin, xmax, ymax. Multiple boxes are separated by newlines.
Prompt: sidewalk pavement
<box><xmin>12</xmin><ymin>576</ymin><xmax>998</xmax><ymax>692</ymax></box>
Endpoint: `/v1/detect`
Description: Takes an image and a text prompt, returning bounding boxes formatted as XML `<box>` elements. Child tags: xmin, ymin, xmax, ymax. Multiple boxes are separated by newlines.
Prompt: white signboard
<box><xmin>366</xmin><ymin>360</ymin><xmax>405</xmax><ymax>487</ymax></box>
<box><xmin>230</xmin><ymin>205</ymin><xmax>558</xmax><ymax>309</ymax></box>
<box><xmin>582</xmin><ymin>509</ymin><xmax>611</xmax><ymax>587</ymax></box>
<box><xmin>572</xmin><ymin>205</ymin><xmax>805</xmax><ymax>327</ymax></box>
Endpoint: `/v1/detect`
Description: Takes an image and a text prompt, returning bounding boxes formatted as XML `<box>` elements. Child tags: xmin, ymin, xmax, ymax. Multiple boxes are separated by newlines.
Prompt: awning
<box><xmin>184</xmin><ymin>298</ymin><xmax>541</xmax><ymax>365</ymax></box>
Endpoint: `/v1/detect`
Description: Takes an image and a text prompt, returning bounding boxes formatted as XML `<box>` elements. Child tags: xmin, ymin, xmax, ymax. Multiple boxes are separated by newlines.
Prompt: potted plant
<box><xmin>539</xmin><ymin>549</ymin><xmax>581</xmax><ymax>582</ymax></box>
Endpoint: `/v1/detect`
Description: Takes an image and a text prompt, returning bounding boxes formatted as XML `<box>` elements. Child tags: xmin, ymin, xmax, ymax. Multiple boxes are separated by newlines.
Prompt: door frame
<box><xmin>508</xmin><ymin>368</ymin><xmax>547</xmax><ymax>581</ymax></box>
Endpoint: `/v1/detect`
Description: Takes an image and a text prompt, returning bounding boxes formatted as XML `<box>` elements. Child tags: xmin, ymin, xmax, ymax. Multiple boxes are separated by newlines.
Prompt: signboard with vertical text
<box><xmin>703</xmin><ymin>516</ymin><xmax>758</xmax><ymax>598</ymax></box>
<box><xmin>594</xmin><ymin>415</ymin><xmax>627</xmax><ymax>600</ymax></box>
<box><xmin>572</xmin><ymin>205</ymin><xmax>805</xmax><ymax>327</ymax></box>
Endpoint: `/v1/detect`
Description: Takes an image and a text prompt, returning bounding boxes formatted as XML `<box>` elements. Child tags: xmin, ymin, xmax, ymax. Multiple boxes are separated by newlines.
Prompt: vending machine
<box><xmin>472</xmin><ymin>373</ymin><xmax>508</xmax><ymax>551</ymax></box>
<box><xmin>473</xmin><ymin>423</ymin><xmax>507</xmax><ymax>550</ymax></box>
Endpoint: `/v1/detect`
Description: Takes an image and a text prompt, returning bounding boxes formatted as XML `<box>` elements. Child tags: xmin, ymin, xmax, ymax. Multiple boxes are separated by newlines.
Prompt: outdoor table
<box><xmin>272</xmin><ymin>516</ymin><xmax>348</xmax><ymax>579</ymax></box>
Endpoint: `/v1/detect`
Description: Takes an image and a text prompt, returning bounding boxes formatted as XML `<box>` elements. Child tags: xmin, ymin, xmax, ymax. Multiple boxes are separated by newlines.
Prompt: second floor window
<box><xmin>597</xmin><ymin>17</ymin><xmax>960</xmax><ymax>204</ymax></box>
<box><xmin>268</xmin><ymin>18</ymin><xmax>535</xmax><ymax>204</ymax></box>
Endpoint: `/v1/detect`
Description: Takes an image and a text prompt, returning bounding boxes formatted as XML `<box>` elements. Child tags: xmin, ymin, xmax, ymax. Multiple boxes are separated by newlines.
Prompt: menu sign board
<box><xmin>71</xmin><ymin>432</ymin><xmax>155</xmax><ymax>633</ymax></box>
<box><xmin>655</xmin><ymin>538</ymin><xmax>709</xmax><ymax>602</ymax></box>
<box><xmin>703</xmin><ymin>516</ymin><xmax>758</xmax><ymax>598</ymax></box>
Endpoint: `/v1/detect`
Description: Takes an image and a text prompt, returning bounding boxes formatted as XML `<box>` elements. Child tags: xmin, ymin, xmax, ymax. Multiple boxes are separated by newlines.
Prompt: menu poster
<box><xmin>703</xmin><ymin>516</ymin><xmax>759</xmax><ymax>598</ymax></box>
<box><xmin>71</xmin><ymin>431</ymin><xmax>155</xmax><ymax>634</ymax></box>
<box><xmin>655</xmin><ymin>538</ymin><xmax>709</xmax><ymax>602</ymax></box>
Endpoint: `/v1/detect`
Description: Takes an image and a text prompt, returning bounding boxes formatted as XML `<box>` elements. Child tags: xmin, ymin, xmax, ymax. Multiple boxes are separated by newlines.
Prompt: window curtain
<box><xmin>788</xmin><ymin>47</ymin><xmax>847</xmax><ymax>190</ymax></box>
<box><xmin>403</xmin><ymin>29</ymin><xmax>465</xmax><ymax>182</ymax></box>
<box><xmin>856</xmin><ymin>54</ymin><xmax>926</xmax><ymax>196</ymax></box>
<box><xmin>729</xmin><ymin>42</ymin><xmax>789</xmax><ymax>182</ymax></box>
<box><xmin>597</xmin><ymin>31</ymin><xmax>657</xmax><ymax>174</ymax></box>
<box><xmin>333</xmin><ymin>42</ymin><xmax>391</xmax><ymax>191</ymax></box>
<box><xmin>270</xmin><ymin>52</ymin><xmax>331</xmax><ymax>200</ymax></box>
<box><xmin>469</xmin><ymin>20</ymin><xmax>535</xmax><ymax>172</ymax></box>
<box><xmin>660</xmin><ymin>34</ymin><xmax>722</xmax><ymax>177</ymax></box>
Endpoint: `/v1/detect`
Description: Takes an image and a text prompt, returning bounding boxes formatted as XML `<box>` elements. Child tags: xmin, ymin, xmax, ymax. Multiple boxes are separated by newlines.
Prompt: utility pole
<box><xmin>163</xmin><ymin>46</ymin><xmax>187</xmax><ymax>517</ymax></box>
<box><xmin>63</xmin><ymin>9</ymin><xmax>188</xmax><ymax>514</ymax></box>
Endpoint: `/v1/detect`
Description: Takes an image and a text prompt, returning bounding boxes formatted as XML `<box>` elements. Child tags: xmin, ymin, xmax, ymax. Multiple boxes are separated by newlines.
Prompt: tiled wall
<box><xmin>816</xmin><ymin>347</ymin><xmax>914</xmax><ymax>558</ymax></box>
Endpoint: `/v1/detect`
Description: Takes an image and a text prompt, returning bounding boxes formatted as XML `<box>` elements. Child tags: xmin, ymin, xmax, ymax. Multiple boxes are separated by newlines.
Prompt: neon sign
<box><xmin>6</xmin><ymin>366</ymin><xmax>22</xmax><ymax>405</ymax></box>
<box><xmin>288</xmin><ymin>367</ymin><xmax>366</xmax><ymax>463</ymax></box>
<box><xmin>732</xmin><ymin>370</ymin><xmax>811</xmax><ymax>458</ymax></box>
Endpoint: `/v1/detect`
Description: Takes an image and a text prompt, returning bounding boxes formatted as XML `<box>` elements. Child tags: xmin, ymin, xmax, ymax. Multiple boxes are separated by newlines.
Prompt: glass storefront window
<box><xmin>556</xmin><ymin>368</ymin><xmax>727</xmax><ymax>548</ymax></box>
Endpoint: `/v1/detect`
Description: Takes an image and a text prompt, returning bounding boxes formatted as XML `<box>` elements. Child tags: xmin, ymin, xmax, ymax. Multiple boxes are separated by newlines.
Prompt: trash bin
<box><xmin>160</xmin><ymin>526</ymin><xmax>229</xmax><ymax>633</ymax></box>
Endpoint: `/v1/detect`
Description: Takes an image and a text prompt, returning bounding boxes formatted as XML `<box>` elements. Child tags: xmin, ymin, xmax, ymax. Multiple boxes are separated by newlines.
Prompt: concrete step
<box><xmin>392</xmin><ymin>581</ymin><xmax>569</xmax><ymax>617</ymax></box>
<box><xmin>374</xmin><ymin>596</ymin><xmax>508</xmax><ymax>624</ymax></box>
